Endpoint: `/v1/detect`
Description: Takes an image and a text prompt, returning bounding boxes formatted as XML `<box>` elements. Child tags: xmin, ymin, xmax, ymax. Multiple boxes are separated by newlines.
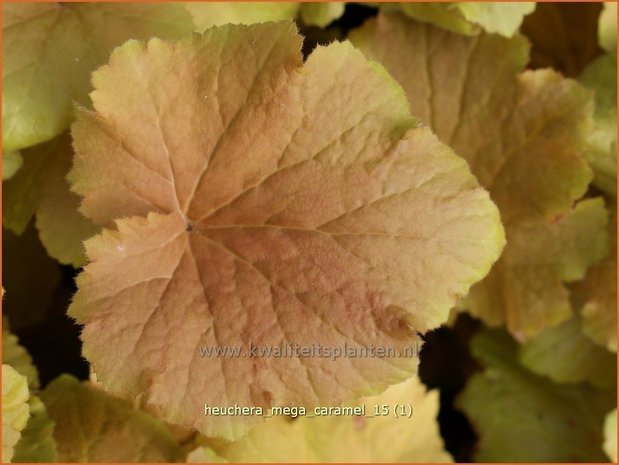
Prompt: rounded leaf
<box><xmin>69</xmin><ymin>22</ymin><xmax>504</xmax><ymax>439</ymax></box>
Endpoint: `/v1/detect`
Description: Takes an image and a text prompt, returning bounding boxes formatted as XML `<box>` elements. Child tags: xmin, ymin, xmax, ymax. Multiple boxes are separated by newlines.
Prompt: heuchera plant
<box><xmin>1</xmin><ymin>2</ymin><xmax>616</xmax><ymax>463</ymax></box>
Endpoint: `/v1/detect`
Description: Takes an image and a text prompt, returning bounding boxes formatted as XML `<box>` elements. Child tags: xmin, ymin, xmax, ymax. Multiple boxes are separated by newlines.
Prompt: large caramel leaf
<box><xmin>69</xmin><ymin>22</ymin><xmax>504</xmax><ymax>439</ymax></box>
<box><xmin>351</xmin><ymin>14</ymin><xmax>606</xmax><ymax>337</ymax></box>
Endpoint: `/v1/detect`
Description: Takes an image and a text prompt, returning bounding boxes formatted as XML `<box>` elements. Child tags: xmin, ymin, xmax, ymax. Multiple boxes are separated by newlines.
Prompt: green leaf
<box><xmin>12</xmin><ymin>396</ymin><xmax>57</xmax><ymax>463</ymax></box>
<box><xmin>399</xmin><ymin>2</ymin><xmax>535</xmax><ymax>37</ymax></box>
<box><xmin>455</xmin><ymin>2</ymin><xmax>535</xmax><ymax>36</ymax></box>
<box><xmin>457</xmin><ymin>329</ymin><xmax>615</xmax><ymax>462</ymax></box>
<box><xmin>188</xmin><ymin>376</ymin><xmax>452</xmax><ymax>463</ymax></box>
<box><xmin>2</xmin><ymin>151</ymin><xmax>22</xmax><ymax>181</ymax></box>
<box><xmin>299</xmin><ymin>3</ymin><xmax>345</xmax><ymax>28</ymax></box>
<box><xmin>2</xmin><ymin>365</ymin><xmax>30</xmax><ymax>463</ymax></box>
<box><xmin>399</xmin><ymin>3</ymin><xmax>479</xmax><ymax>35</ymax></box>
<box><xmin>467</xmin><ymin>198</ymin><xmax>608</xmax><ymax>336</ymax></box>
<box><xmin>2</xmin><ymin>142</ymin><xmax>54</xmax><ymax>235</ymax></box>
<box><xmin>41</xmin><ymin>375</ymin><xmax>181</xmax><ymax>463</ymax></box>
<box><xmin>186</xmin><ymin>2</ymin><xmax>299</xmax><ymax>32</ymax></box>
<box><xmin>2</xmin><ymin>322</ymin><xmax>39</xmax><ymax>390</ymax></box>
<box><xmin>580</xmin><ymin>54</ymin><xmax>617</xmax><ymax>196</ymax></box>
<box><xmin>2</xmin><ymin>3</ymin><xmax>194</xmax><ymax>152</ymax></box>
<box><xmin>604</xmin><ymin>409</ymin><xmax>617</xmax><ymax>462</ymax></box>
<box><xmin>599</xmin><ymin>2</ymin><xmax>617</xmax><ymax>52</ymax></box>
<box><xmin>351</xmin><ymin>13</ymin><xmax>605</xmax><ymax>337</ymax></box>
<box><xmin>3</xmin><ymin>133</ymin><xmax>98</xmax><ymax>266</ymax></box>
<box><xmin>519</xmin><ymin>316</ymin><xmax>616</xmax><ymax>389</ymax></box>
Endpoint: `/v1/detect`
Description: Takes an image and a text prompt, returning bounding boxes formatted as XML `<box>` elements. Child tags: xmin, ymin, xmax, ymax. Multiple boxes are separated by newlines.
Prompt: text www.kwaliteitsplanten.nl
<box><xmin>198</xmin><ymin>342</ymin><xmax>421</xmax><ymax>361</ymax></box>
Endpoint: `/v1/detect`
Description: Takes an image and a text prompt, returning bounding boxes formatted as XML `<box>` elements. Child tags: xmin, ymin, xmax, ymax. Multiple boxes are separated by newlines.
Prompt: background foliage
<box><xmin>2</xmin><ymin>2</ymin><xmax>617</xmax><ymax>463</ymax></box>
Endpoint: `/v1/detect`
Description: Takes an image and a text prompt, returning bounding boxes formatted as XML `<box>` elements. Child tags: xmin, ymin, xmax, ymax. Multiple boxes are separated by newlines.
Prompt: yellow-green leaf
<box><xmin>399</xmin><ymin>2</ymin><xmax>535</xmax><ymax>37</ymax></box>
<box><xmin>41</xmin><ymin>375</ymin><xmax>181</xmax><ymax>463</ymax></box>
<box><xmin>2</xmin><ymin>151</ymin><xmax>22</xmax><ymax>181</ymax></box>
<box><xmin>3</xmin><ymin>133</ymin><xmax>98</xmax><ymax>266</ymax></box>
<box><xmin>457</xmin><ymin>329</ymin><xmax>614</xmax><ymax>462</ymax></box>
<box><xmin>12</xmin><ymin>396</ymin><xmax>57</xmax><ymax>464</ymax></box>
<box><xmin>604</xmin><ymin>409</ymin><xmax>617</xmax><ymax>462</ymax></box>
<box><xmin>69</xmin><ymin>22</ymin><xmax>504</xmax><ymax>440</ymax></box>
<box><xmin>2</xmin><ymin>3</ymin><xmax>194</xmax><ymax>151</ymax></box>
<box><xmin>2</xmin><ymin>365</ymin><xmax>30</xmax><ymax>463</ymax></box>
<box><xmin>599</xmin><ymin>2</ymin><xmax>617</xmax><ymax>52</ymax></box>
<box><xmin>573</xmin><ymin>203</ymin><xmax>617</xmax><ymax>351</ymax></box>
<box><xmin>187</xmin><ymin>2</ymin><xmax>299</xmax><ymax>32</ymax></box>
<box><xmin>519</xmin><ymin>316</ymin><xmax>616</xmax><ymax>389</ymax></box>
<box><xmin>2</xmin><ymin>323</ymin><xmax>39</xmax><ymax>390</ymax></box>
<box><xmin>467</xmin><ymin>198</ymin><xmax>608</xmax><ymax>336</ymax></box>
<box><xmin>299</xmin><ymin>3</ymin><xmax>345</xmax><ymax>28</ymax></box>
<box><xmin>351</xmin><ymin>13</ymin><xmax>606</xmax><ymax>338</ymax></box>
<box><xmin>399</xmin><ymin>3</ymin><xmax>478</xmax><ymax>35</ymax></box>
<box><xmin>189</xmin><ymin>376</ymin><xmax>452</xmax><ymax>463</ymax></box>
<box><xmin>456</xmin><ymin>2</ymin><xmax>535</xmax><ymax>36</ymax></box>
<box><xmin>580</xmin><ymin>54</ymin><xmax>617</xmax><ymax>196</ymax></box>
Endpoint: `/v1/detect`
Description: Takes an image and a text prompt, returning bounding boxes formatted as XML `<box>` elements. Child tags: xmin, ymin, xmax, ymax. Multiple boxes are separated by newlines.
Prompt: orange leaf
<box><xmin>69</xmin><ymin>22</ymin><xmax>504</xmax><ymax>439</ymax></box>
